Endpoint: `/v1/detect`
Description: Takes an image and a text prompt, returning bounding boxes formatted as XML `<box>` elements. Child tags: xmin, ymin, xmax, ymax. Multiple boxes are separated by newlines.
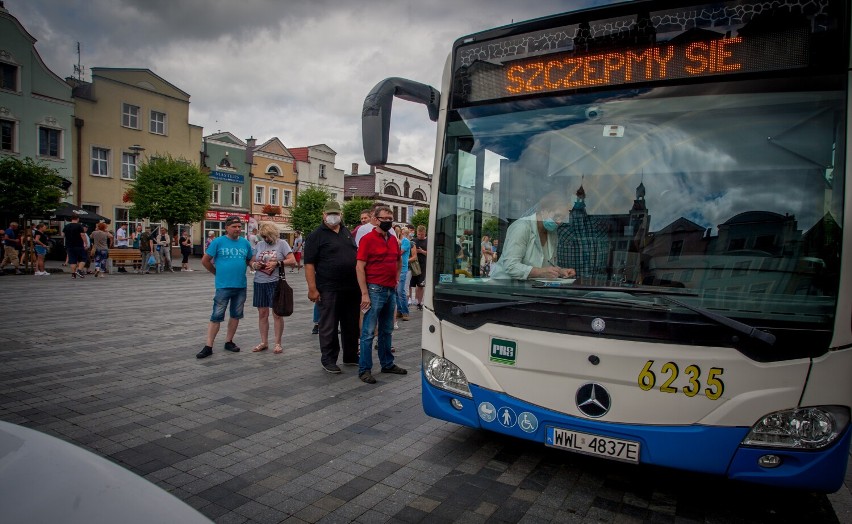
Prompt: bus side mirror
<box><xmin>362</xmin><ymin>77</ymin><xmax>440</xmax><ymax>166</ymax></box>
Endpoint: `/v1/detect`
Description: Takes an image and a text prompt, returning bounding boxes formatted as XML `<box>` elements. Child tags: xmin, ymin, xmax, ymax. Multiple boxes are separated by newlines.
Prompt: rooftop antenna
<box><xmin>73</xmin><ymin>42</ymin><xmax>85</xmax><ymax>81</ymax></box>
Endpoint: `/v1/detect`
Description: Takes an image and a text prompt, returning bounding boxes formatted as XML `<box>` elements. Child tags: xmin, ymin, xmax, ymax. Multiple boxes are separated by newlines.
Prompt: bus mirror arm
<box><xmin>362</xmin><ymin>77</ymin><xmax>441</xmax><ymax>165</ymax></box>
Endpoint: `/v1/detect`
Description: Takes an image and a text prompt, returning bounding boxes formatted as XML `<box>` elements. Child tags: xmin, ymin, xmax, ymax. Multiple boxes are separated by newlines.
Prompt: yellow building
<box><xmin>69</xmin><ymin>68</ymin><xmax>203</xmax><ymax>239</ymax></box>
<box><xmin>249</xmin><ymin>137</ymin><xmax>297</xmax><ymax>239</ymax></box>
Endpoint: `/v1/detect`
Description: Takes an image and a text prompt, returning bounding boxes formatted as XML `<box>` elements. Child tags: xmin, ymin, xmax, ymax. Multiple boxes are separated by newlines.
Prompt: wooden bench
<box><xmin>108</xmin><ymin>248</ymin><xmax>142</xmax><ymax>273</ymax></box>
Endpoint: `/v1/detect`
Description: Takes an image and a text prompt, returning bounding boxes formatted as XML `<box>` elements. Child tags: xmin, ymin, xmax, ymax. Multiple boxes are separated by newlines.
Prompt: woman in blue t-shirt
<box><xmin>395</xmin><ymin>226</ymin><xmax>416</xmax><ymax>321</ymax></box>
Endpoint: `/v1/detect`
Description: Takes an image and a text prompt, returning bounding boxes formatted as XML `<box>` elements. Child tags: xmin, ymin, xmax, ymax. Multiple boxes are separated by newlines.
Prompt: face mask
<box><xmin>543</xmin><ymin>218</ymin><xmax>559</xmax><ymax>232</ymax></box>
<box><xmin>378</xmin><ymin>221</ymin><xmax>393</xmax><ymax>232</ymax></box>
<box><xmin>325</xmin><ymin>214</ymin><xmax>341</xmax><ymax>226</ymax></box>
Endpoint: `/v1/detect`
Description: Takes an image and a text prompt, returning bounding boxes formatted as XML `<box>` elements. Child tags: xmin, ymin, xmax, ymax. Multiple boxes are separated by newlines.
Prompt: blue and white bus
<box><xmin>362</xmin><ymin>0</ymin><xmax>851</xmax><ymax>492</ymax></box>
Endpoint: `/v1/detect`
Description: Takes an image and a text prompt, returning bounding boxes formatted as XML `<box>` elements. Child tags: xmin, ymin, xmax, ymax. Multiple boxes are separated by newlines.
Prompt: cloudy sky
<box><xmin>10</xmin><ymin>0</ymin><xmax>614</xmax><ymax>174</ymax></box>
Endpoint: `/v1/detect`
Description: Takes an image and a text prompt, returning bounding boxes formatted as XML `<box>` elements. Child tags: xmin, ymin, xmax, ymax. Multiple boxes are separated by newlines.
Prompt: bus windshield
<box><xmin>432</xmin><ymin>81</ymin><xmax>844</xmax><ymax>348</ymax></box>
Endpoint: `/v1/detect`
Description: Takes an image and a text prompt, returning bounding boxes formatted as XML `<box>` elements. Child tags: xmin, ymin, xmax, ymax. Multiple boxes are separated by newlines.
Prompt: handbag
<box><xmin>409</xmin><ymin>258</ymin><xmax>422</xmax><ymax>277</ymax></box>
<box><xmin>272</xmin><ymin>268</ymin><xmax>294</xmax><ymax>317</ymax></box>
<box><xmin>147</xmin><ymin>254</ymin><xmax>156</xmax><ymax>266</ymax></box>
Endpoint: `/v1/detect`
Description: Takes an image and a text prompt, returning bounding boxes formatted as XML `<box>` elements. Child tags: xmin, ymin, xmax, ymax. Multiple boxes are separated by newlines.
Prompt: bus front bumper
<box><xmin>422</xmin><ymin>376</ymin><xmax>850</xmax><ymax>492</ymax></box>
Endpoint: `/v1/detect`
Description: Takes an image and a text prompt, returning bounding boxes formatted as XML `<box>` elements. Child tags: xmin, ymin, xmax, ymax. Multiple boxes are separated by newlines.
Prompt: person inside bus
<box><xmin>489</xmin><ymin>193</ymin><xmax>576</xmax><ymax>280</ymax></box>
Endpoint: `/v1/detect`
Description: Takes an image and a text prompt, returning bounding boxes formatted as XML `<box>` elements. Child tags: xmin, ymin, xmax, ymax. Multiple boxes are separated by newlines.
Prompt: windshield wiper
<box><xmin>659</xmin><ymin>296</ymin><xmax>776</xmax><ymax>346</ymax></box>
<box><xmin>450</xmin><ymin>300</ymin><xmax>535</xmax><ymax>315</ymax></box>
<box><xmin>557</xmin><ymin>286</ymin><xmax>775</xmax><ymax>346</ymax></box>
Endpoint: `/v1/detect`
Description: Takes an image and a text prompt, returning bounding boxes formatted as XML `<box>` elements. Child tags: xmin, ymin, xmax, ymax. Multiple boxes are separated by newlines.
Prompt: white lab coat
<box><xmin>489</xmin><ymin>214</ymin><xmax>558</xmax><ymax>280</ymax></box>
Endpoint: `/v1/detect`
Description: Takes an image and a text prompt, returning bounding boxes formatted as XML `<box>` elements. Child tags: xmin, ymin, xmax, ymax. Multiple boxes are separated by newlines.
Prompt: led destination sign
<box><xmin>465</xmin><ymin>29</ymin><xmax>809</xmax><ymax>103</ymax></box>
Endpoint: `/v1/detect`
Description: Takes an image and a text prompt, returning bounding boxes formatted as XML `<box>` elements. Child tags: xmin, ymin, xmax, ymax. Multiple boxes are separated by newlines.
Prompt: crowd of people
<box><xmin>3</xmin><ymin>206</ymin><xmax>429</xmax><ymax>385</ymax></box>
<box><xmin>196</xmin><ymin>203</ymin><xmax>427</xmax><ymax>385</ymax></box>
<box><xmin>0</xmin><ymin>213</ymin><xmax>197</xmax><ymax>278</ymax></box>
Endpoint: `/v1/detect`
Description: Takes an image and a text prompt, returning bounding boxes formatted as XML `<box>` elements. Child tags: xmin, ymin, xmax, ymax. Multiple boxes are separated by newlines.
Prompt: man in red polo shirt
<box><xmin>356</xmin><ymin>205</ymin><xmax>408</xmax><ymax>384</ymax></box>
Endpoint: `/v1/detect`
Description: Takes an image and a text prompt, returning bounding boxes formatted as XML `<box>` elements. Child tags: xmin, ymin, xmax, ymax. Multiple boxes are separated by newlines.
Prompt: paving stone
<box><xmin>0</xmin><ymin>267</ymin><xmax>843</xmax><ymax>524</ymax></box>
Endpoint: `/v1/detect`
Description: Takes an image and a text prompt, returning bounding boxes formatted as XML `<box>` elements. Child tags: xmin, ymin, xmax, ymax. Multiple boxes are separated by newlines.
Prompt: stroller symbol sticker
<box><xmin>478</xmin><ymin>402</ymin><xmax>496</xmax><ymax>423</ymax></box>
<box><xmin>518</xmin><ymin>412</ymin><xmax>538</xmax><ymax>433</ymax></box>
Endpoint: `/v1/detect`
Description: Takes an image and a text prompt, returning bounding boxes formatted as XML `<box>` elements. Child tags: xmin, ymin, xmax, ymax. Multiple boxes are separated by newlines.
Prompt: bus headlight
<box><xmin>742</xmin><ymin>406</ymin><xmax>849</xmax><ymax>450</ymax></box>
<box><xmin>422</xmin><ymin>350</ymin><xmax>472</xmax><ymax>398</ymax></box>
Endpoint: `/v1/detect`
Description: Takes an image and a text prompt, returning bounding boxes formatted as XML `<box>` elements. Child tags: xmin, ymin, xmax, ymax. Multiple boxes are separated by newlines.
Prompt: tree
<box><xmin>482</xmin><ymin>216</ymin><xmax>500</xmax><ymax>241</ymax></box>
<box><xmin>410</xmin><ymin>208</ymin><xmax>429</xmax><ymax>230</ymax></box>
<box><xmin>342</xmin><ymin>197</ymin><xmax>374</xmax><ymax>228</ymax></box>
<box><xmin>290</xmin><ymin>187</ymin><xmax>330</xmax><ymax>233</ymax></box>
<box><xmin>129</xmin><ymin>155</ymin><xmax>210</xmax><ymax>231</ymax></box>
<box><xmin>0</xmin><ymin>156</ymin><xmax>66</xmax><ymax>222</ymax></box>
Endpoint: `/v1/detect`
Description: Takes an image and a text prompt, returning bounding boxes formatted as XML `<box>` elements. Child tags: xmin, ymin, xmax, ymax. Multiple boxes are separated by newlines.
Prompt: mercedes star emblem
<box><xmin>576</xmin><ymin>383</ymin><xmax>611</xmax><ymax>418</ymax></box>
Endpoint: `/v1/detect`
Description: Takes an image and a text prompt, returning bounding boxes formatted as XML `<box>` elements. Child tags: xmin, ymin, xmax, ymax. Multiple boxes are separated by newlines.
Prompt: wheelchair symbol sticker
<box><xmin>478</xmin><ymin>402</ymin><xmax>496</xmax><ymax>423</ymax></box>
<box><xmin>498</xmin><ymin>407</ymin><xmax>517</xmax><ymax>428</ymax></box>
<box><xmin>518</xmin><ymin>412</ymin><xmax>538</xmax><ymax>433</ymax></box>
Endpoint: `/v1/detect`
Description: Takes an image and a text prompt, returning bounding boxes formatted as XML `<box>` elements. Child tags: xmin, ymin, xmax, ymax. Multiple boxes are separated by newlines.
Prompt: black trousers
<box><xmin>317</xmin><ymin>288</ymin><xmax>360</xmax><ymax>365</ymax></box>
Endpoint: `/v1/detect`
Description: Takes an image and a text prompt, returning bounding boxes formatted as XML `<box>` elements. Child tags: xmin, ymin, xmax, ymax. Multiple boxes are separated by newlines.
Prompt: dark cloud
<box><xmin>9</xmin><ymin>0</ymin><xmax>616</xmax><ymax>172</ymax></box>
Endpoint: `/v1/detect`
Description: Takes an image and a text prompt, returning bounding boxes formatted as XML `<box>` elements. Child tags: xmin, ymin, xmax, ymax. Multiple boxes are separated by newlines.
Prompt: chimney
<box><xmin>351</xmin><ymin>163</ymin><xmax>359</xmax><ymax>175</ymax></box>
<box><xmin>245</xmin><ymin>136</ymin><xmax>256</xmax><ymax>165</ymax></box>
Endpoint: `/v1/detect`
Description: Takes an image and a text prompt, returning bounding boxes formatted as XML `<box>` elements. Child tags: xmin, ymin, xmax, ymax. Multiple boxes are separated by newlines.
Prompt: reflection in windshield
<box><xmin>435</xmin><ymin>88</ymin><xmax>844</xmax><ymax>324</ymax></box>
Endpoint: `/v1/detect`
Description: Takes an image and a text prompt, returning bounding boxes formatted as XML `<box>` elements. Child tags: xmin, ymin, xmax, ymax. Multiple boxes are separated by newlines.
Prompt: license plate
<box><xmin>546</xmin><ymin>426</ymin><xmax>640</xmax><ymax>464</ymax></box>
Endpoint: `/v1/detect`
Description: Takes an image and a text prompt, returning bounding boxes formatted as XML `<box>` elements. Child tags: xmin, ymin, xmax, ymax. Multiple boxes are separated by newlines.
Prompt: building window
<box><xmin>38</xmin><ymin>127</ymin><xmax>61</xmax><ymax>158</ymax></box>
<box><xmin>114</xmin><ymin>208</ymin><xmax>144</xmax><ymax>231</ymax></box>
<box><xmin>254</xmin><ymin>185</ymin><xmax>265</xmax><ymax>205</ymax></box>
<box><xmin>150</xmin><ymin>110</ymin><xmax>167</xmax><ymax>135</ymax></box>
<box><xmin>269</xmin><ymin>187</ymin><xmax>279</xmax><ymax>206</ymax></box>
<box><xmin>728</xmin><ymin>238</ymin><xmax>746</xmax><ymax>251</ymax></box>
<box><xmin>668</xmin><ymin>240</ymin><xmax>683</xmax><ymax>261</ymax></box>
<box><xmin>211</xmin><ymin>183</ymin><xmax>220</xmax><ymax>205</ymax></box>
<box><xmin>121</xmin><ymin>153</ymin><xmax>137</xmax><ymax>180</ymax></box>
<box><xmin>0</xmin><ymin>119</ymin><xmax>15</xmax><ymax>152</ymax></box>
<box><xmin>385</xmin><ymin>184</ymin><xmax>398</xmax><ymax>196</ymax></box>
<box><xmin>282</xmin><ymin>190</ymin><xmax>292</xmax><ymax>207</ymax></box>
<box><xmin>319</xmin><ymin>164</ymin><xmax>326</xmax><ymax>179</ymax></box>
<box><xmin>231</xmin><ymin>186</ymin><xmax>242</xmax><ymax>207</ymax></box>
<box><xmin>0</xmin><ymin>62</ymin><xmax>18</xmax><ymax>91</ymax></box>
<box><xmin>401</xmin><ymin>206</ymin><xmax>407</xmax><ymax>223</ymax></box>
<box><xmin>266</xmin><ymin>165</ymin><xmax>279</xmax><ymax>176</ymax></box>
<box><xmin>122</xmin><ymin>103</ymin><xmax>140</xmax><ymax>129</ymax></box>
<box><xmin>91</xmin><ymin>147</ymin><xmax>110</xmax><ymax>177</ymax></box>
<box><xmin>412</xmin><ymin>189</ymin><xmax>427</xmax><ymax>201</ymax></box>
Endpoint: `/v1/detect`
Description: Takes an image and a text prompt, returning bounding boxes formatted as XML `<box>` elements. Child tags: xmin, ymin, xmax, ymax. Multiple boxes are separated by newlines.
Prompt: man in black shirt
<box><xmin>409</xmin><ymin>225</ymin><xmax>428</xmax><ymax>310</ymax></box>
<box><xmin>62</xmin><ymin>213</ymin><xmax>88</xmax><ymax>279</ymax></box>
<box><xmin>304</xmin><ymin>201</ymin><xmax>360</xmax><ymax>374</ymax></box>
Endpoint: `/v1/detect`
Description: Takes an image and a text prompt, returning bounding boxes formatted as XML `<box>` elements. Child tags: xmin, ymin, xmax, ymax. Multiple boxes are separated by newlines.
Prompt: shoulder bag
<box><xmin>272</xmin><ymin>267</ymin><xmax>294</xmax><ymax>317</ymax></box>
<box><xmin>409</xmin><ymin>257</ymin><xmax>422</xmax><ymax>277</ymax></box>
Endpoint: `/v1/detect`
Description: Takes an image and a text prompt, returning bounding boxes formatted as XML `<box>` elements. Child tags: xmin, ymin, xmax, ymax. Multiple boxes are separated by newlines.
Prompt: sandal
<box><xmin>273</xmin><ymin>343</ymin><xmax>283</xmax><ymax>354</ymax></box>
<box><xmin>252</xmin><ymin>343</ymin><xmax>268</xmax><ymax>353</ymax></box>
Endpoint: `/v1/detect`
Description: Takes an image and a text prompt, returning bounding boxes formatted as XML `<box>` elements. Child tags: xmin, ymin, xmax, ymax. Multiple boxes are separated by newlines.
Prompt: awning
<box><xmin>50</xmin><ymin>202</ymin><xmax>111</xmax><ymax>224</ymax></box>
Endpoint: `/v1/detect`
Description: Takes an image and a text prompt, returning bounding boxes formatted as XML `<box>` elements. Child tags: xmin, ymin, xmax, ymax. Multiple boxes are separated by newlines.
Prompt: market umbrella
<box><xmin>49</xmin><ymin>202</ymin><xmax>111</xmax><ymax>224</ymax></box>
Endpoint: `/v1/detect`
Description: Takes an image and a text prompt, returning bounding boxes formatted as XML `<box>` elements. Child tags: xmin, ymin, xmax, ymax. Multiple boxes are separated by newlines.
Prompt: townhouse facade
<box><xmin>69</xmin><ymin>68</ymin><xmax>203</xmax><ymax>243</ymax></box>
<box><xmin>202</xmin><ymin>132</ymin><xmax>251</xmax><ymax>241</ymax></box>
<box><xmin>289</xmin><ymin>144</ymin><xmax>345</xmax><ymax>205</ymax></box>
<box><xmin>344</xmin><ymin>163</ymin><xmax>431</xmax><ymax>225</ymax></box>
<box><xmin>249</xmin><ymin>137</ymin><xmax>297</xmax><ymax>239</ymax></box>
<box><xmin>0</xmin><ymin>3</ymin><xmax>74</xmax><ymax>187</ymax></box>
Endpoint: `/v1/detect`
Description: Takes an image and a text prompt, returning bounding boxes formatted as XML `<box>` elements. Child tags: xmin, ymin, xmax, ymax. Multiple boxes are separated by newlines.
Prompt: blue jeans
<box><xmin>210</xmin><ymin>287</ymin><xmax>247</xmax><ymax>322</ymax></box>
<box><xmin>359</xmin><ymin>284</ymin><xmax>396</xmax><ymax>374</ymax></box>
<box><xmin>396</xmin><ymin>270</ymin><xmax>409</xmax><ymax>315</ymax></box>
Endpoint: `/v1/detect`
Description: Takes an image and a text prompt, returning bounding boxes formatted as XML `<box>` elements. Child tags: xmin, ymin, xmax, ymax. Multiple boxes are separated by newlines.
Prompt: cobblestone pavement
<box><xmin>1</xmin><ymin>264</ymin><xmax>850</xmax><ymax>523</ymax></box>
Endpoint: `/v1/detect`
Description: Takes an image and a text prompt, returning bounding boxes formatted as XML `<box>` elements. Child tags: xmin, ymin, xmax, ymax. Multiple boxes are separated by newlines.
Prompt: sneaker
<box><xmin>359</xmin><ymin>371</ymin><xmax>376</xmax><ymax>384</ymax></box>
<box><xmin>224</xmin><ymin>341</ymin><xmax>241</xmax><ymax>352</ymax></box>
<box><xmin>394</xmin><ymin>322</ymin><xmax>399</xmax><ymax>330</ymax></box>
<box><xmin>76</xmin><ymin>270</ymin><xmax>85</xmax><ymax>278</ymax></box>
<box><xmin>322</xmin><ymin>363</ymin><xmax>342</xmax><ymax>374</ymax></box>
<box><xmin>311</xmin><ymin>324</ymin><xmax>319</xmax><ymax>335</ymax></box>
<box><xmin>196</xmin><ymin>346</ymin><xmax>213</xmax><ymax>359</ymax></box>
<box><xmin>401</xmin><ymin>314</ymin><xmax>410</xmax><ymax>321</ymax></box>
<box><xmin>381</xmin><ymin>365</ymin><xmax>407</xmax><ymax>375</ymax></box>
<box><xmin>417</xmin><ymin>304</ymin><xmax>423</xmax><ymax>311</ymax></box>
